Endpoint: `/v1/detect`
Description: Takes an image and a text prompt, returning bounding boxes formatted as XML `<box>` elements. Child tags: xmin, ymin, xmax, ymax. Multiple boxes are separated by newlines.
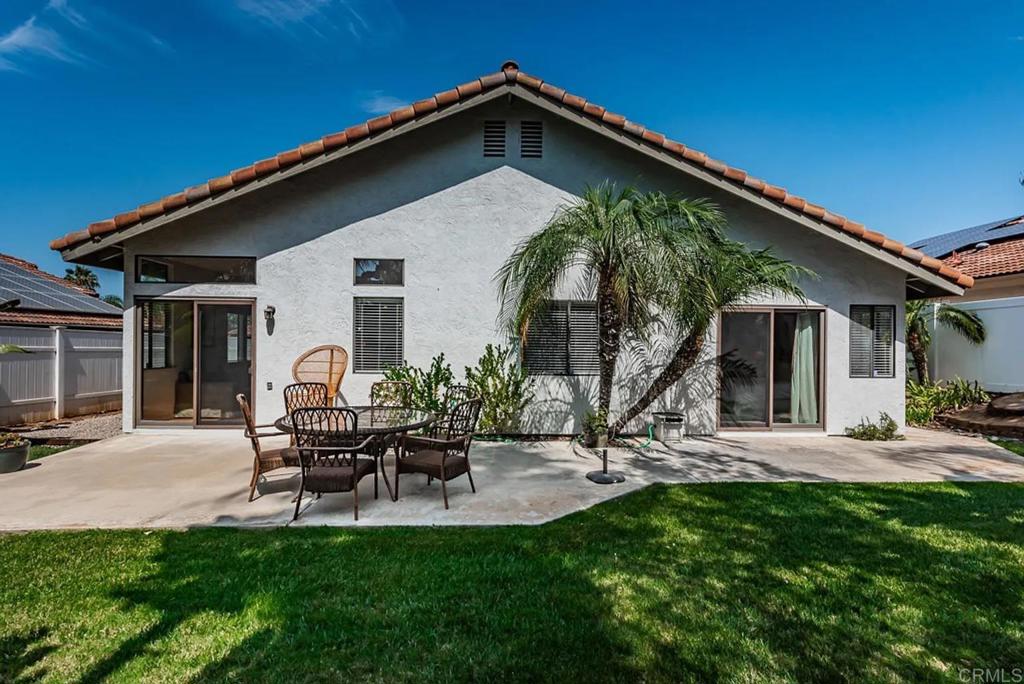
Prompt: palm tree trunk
<box><xmin>610</xmin><ymin>329</ymin><xmax>705</xmax><ymax>436</ymax></box>
<box><xmin>596</xmin><ymin>275</ymin><xmax>621</xmax><ymax>426</ymax></box>
<box><xmin>907</xmin><ymin>330</ymin><xmax>930</xmax><ymax>384</ymax></box>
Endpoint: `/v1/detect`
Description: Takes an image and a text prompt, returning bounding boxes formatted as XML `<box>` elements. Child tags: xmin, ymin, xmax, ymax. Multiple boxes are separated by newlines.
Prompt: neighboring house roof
<box><xmin>0</xmin><ymin>253</ymin><xmax>122</xmax><ymax>328</ymax></box>
<box><xmin>48</xmin><ymin>60</ymin><xmax>973</xmax><ymax>290</ymax></box>
<box><xmin>0</xmin><ymin>310</ymin><xmax>122</xmax><ymax>328</ymax></box>
<box><xmin>944</xmin><ymin>235</ymin><xmax>1024</xmax><ymax>279</ymax></box>
<box><xmin>911</xmin><ymin>215</ymin><xmax>1024</xmax><ymax>259</ymax></box>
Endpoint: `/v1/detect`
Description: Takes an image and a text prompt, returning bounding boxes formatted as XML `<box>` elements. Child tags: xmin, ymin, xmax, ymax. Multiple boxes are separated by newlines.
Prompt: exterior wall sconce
<box><xmin>264</xmin><ymin>305</ymin><xmax>276</xmax><ymax>336</ymax></box>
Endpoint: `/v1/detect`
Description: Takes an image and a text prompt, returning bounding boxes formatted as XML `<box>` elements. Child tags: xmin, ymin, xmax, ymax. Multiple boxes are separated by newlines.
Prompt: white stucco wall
<box><xmin>120</xmin><ymin>96</ymin><xmax>906</xmax><ymax>435</ymax></box>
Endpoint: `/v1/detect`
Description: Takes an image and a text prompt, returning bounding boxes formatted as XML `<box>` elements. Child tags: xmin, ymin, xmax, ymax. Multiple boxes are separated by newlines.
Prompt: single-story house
<box><xmin>912</xmin><ymin>215</ymin><xmax>1024</xmax><ymax>392</ymax></box>
<box><xmin>49</xmin><ymin>61</ymin><xmax>972</xmax><ymax>435</ymax></box>
<box><xmin>0</xmin><ymin>253</ymin><xmax>122</xmax><ymax>424</ymax></box>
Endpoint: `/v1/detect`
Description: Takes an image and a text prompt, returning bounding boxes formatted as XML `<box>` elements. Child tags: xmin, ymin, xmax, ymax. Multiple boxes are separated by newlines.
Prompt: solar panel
<box><xmin>911</xmin><ymin>215</ymin><xmax>1024</xmax><ymax>258</ymax></box>
<box><xmin>0</xmin><ymin>260</ymin><xmax>121</xmax><ymax>315</ymax></box>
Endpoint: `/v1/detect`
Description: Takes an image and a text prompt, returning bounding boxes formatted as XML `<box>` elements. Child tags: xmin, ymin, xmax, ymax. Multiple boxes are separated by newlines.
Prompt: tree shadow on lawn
<box><xmin>577</xmin><ymin>482</ymin><xmax>1024</xmax><ymax>681</ymax></box>
<box><xmin>0</xmin><ymin>627</ymin><xmax>55</xmax><ymax>684</ymax></box>
<box><xmin>20</xmin><ymin>482</ymin><xmax>1024</xmax><ymax>683</ymax></box>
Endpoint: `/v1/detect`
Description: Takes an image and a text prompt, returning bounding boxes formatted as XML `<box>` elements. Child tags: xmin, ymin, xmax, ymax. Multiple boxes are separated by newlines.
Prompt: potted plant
<box><xmin>581</xmin><ymin>409</ymin><xmax>609</xmax><ymax>448</ymax></box>
<box><xmin>0</xmin><ymin>432</ymin><xmax>30</xmax><ymax>474</ymax></box>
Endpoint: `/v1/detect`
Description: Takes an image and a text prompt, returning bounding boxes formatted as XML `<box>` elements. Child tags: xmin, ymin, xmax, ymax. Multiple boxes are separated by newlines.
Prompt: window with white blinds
<box><xmin>353</xmin><ymin>297</ymin><xmax>404</xmax><ymax>373</ymax></box>
<box><xmin>522</xmin><ymin>301</ymin><xmax>600</xmax><ymax>375</ymax></box>
<box><xmin>520</xmin><ymin>120</ymin><xmax>543</xmax><ymax>158</ymax></box>
<box><xmin>849</xmin><ymin>305</ymin><xmax>895</xmax><ymax>378</ymax></box>
<box><xmin>483</xmin><ymin>120</ymin><xmax>506</xmax><ymax>157</ymax></box>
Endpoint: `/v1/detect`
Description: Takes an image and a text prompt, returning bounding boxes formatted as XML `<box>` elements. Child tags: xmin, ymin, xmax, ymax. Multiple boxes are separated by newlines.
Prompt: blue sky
<box><xmin>0</xmin><ymin>0</ymin><xmax>1021</xmax><ymax>298</ymax></box>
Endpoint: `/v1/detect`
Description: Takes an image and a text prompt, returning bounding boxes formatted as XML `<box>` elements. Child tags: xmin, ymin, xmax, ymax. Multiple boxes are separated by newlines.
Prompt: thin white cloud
<box><xmin>0</xmin><ymin>1</ymin><xmax>171</xmax><ymax>74</ymax></box>
<box><xmin>46</xmin><ymin>0</ymin><xmax>88</xmax><ymax>29</ymax></box>
<box><xmin>360</xmin><ymin>90</ymin><xmax>406</xmax><ymax>114</ymax></box>
<box><xmin>0</xmin><ymin>15</ymin><xmax>80</xmax><ymax>72</ymax></box>
<box><xmin>234</xmin><ymin>0</ymin><xmax>403</xmax><ymax>42</ymax></box>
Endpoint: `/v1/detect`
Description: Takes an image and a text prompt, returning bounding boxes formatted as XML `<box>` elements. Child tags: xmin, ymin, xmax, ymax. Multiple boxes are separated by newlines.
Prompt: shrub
<box><xmin>582</xmin><ymin>408</ymin><xmax>609</xmax><ymax>437</ymax></box>
<box><xmin>905</xmin><ymin>378</ymin><xmax>989</xmax><ymax>426</ymax></box>
<box><xmin>846</xmin><ymin>412</ymin><xmax>903</xmax><ymax>441</ymax></box>
<box><xmin>0</xmin><ymin>432</ymin><xmax>28</xmax><ymax>449</ymax></box>
<box><xmin>464</xmin><ymin>344</ymin><xmax>534</xmax><ymax>434</ymax></box>
<box><xmin>383</xmin><ymin>354</ymin><xmax>454</xmax><ymax>414</ymax></box>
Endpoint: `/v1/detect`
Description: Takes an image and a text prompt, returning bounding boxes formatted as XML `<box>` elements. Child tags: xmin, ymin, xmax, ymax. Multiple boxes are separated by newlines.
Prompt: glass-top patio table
<box><xmin>274</xmin><ymin>406</ymin><xmax>435</xmax><ymax>501</ymax></box>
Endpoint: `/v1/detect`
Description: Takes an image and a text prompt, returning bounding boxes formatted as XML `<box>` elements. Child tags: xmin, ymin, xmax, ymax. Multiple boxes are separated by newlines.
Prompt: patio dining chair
<box><xmin>237</xmin><ymin>393</ymin><xmax>299</xmax><ymax>502</ymax></box>
<box><xmin>283</xmin><ymin>382</ymin><xmax>329</xmax><ymax>442</ymax></box>
<box><xmin>292</xmin><ymin>407</ymin><xmax>377</xmax><ymax>521</ymax></box>
<box><xmin>394</xmin><ymin>398</ymin><xmax>482</xmax><ymax>509</ymax></box>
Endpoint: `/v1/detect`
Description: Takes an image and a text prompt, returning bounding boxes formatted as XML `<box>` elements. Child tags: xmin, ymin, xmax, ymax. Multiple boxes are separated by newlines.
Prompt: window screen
<box><xmin>520</xmin><ymin>121</ymin><xmax>543</xmax><ymax>158</ymax></box>
<box><xmin>483</xmin><ymin>120</ymin><xmax>506</xmax><ymax>157</ymax></box>
<box><xmin>523</xmin><ymin>301</ymin><xmax>599</xmax><ymax>375</ymax></box>
<box><xmin>353</xmin><ymin>297</ymin><xmax>404</xmax><ymax>373</ymax></box>
<box><xmin>850</xmin><ymin>305</ymin><xmax>895</xmax><ymax>378</ymax></box>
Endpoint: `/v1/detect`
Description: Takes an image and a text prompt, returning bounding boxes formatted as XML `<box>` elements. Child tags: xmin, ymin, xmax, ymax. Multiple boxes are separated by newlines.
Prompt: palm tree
<box><xmin>905</xmin><ymin>299</ymin><xmax>985</xmax><ymax>384</ymax></box>
<box><xmin>609</xmin><ymin>240</ymin><xmax>810</xmax><ymax>435</ymax></box>
<box><xmin>102</xmin><ymin>294</ymin><xmax>123</xmax><ymax>308</ymax></box>
<box><xmin>64</xmin><ymin>265</ymin><xmax>99</xmax><ymax>291</ymax></box>
<box><xmin>496</xmin><ymin>183</ymin><xmax>724</xmax><ymax>430</ymax></box>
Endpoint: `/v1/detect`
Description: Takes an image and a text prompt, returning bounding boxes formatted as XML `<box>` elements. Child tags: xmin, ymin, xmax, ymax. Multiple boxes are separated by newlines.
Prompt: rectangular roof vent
<box><xmin>521</xmin><ymin>120</ymin><xmax>543</xmax><ymax>158</ymax></box>
<box><xmin>483</xmin><ymin>120</ymin><xmax>506</xmax><ymax>157</ymax></box>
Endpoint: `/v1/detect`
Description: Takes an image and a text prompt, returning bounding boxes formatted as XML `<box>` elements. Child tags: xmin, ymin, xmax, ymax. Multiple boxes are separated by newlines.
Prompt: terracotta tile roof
<box><xmin>944</xmin><ymin>235</ymin><xmax>1024</xmax><ymax>279</ymax></box>
<box><xmin>0</xmin><ymin>310</ymin><xmax>121</xmax><ymax>328</ymax></box>
<box><xmin>49</xmin><ymin>60</ymin><xmax>973</xmax><ymax>289</ymax></box>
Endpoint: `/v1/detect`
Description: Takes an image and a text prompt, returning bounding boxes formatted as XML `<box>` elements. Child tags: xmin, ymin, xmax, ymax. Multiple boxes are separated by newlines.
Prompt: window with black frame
<box><xmin>353</xmin><ymin>259</ymin><xmax>403</xmax><ymax>286</ymax></box>
<box><xmin>522</xmin><ymin>301</ymin><xmax>599</xmax><ymax>375</ymax></box>
<box><xmin>849</xmin><ymin>305</ymin><xmax>895</xmax><ymax>378</ymax></box>
<box><xmin>136</xmin><ymin>256</ymin><xmax>255</xmax><ymax>284</ymax></box>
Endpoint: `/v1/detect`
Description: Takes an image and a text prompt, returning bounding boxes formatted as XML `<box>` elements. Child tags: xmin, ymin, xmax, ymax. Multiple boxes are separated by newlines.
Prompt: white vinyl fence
<box><xmin>0</xmin><ymin>325</ymin><xmax>122</xmax><ymax>426</ymax></box>
<box><xmin>928</xmin><ymin>296</ymin><xmax>1024</xmax><ymax>393</ymax></box>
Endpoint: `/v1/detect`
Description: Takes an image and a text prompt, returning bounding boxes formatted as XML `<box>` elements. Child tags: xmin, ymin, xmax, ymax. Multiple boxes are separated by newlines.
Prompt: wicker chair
<box><xmin>237</xmin><ymin>393</ymin><xmax>299</xmax><ymax>502</ymax></box>
<box><xmin>291</xmin><ymin>345</ymin><xmax>348</xmax><ymax>405</ymax></box>
<box><xmin>395</xmin><ymin>398</ymin><xmax>482</xmax><ymax>509</ymax></box>
<box><xmin>292</xmin><ymin>407</ymin><xmax>377</xmax><ymax>521</ymax></box>
<box><xmin>441</xmin><ymin>384</ymin><xmax>475</xmax><ymax>414</ymax></box>
<box><xmin>283</xmin><ymin>382</ymin><xmax>329</xmax><ymax>414</ymax></box>
<box><xmin>370</xmin><ymin>381</ymin><xmax>413</xmax><ymax>411</ymax></box>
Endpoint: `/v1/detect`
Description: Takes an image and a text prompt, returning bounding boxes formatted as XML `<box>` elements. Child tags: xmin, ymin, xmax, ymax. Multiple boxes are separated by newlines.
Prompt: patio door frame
<box><xmin>717</xmin><ymin>306</ymin><xmax>827</xmax><ymax>432</ymax></box>
<box><xmin>134</xmin><ymin>297</ymin><xmax>256</xmax><ymax>429</ymax></box>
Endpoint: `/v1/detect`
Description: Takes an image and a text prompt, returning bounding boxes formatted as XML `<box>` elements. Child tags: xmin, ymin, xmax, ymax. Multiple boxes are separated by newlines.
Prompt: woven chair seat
<box><xmin>398</xmin><ymin>449</ymin><xmax>469</xmax><ymax>480</ymax></box>
<box><xmin>259</xmin><ymin>446</ymin><xmax>299</xmax><ymax>471</ymax></box>
<box><xmin>304</xmin><ymin>458</ymin><xmax>376</xmax><ymax>493</ymax></box>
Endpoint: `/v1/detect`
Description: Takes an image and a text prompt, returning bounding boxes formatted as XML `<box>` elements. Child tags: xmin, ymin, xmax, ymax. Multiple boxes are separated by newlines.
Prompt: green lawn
<box><xmin>994</xmin><ymin>438</ymin><xmax>1024</xmax><ymax>458</ymax></box>
<box><xmin>28</xmin><ymin>444</ymin><xmax>73</xmax><ymax>462</ymax></box>
<box><xmin>2</xmin><ymin>483</ymin><xmax>1024</xmax><ymax>683</ymax></box>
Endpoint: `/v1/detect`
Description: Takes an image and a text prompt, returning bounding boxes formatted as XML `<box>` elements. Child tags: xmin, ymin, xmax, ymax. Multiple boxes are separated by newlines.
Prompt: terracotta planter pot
<box><xmin>0</xmin><ymin>441</ymin><xmax>29</xmax><ymax>474</ymax></box>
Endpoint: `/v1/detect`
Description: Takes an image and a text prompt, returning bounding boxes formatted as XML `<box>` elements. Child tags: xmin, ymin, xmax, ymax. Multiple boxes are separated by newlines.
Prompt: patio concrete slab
<box><xmin>0</xmin><ymin>428</ymin><xmax>1022</xmax><ymax>530</ymax></box>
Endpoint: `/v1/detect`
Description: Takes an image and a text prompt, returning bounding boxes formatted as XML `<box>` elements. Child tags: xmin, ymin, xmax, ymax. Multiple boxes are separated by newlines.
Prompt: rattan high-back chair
<box><xmin>292</xmin><ymin>345</ymin><xmax>349</xmax><ymax>405</ymax></box>
<box><xmin>237</xmin><ymin>393</ymin><xmax>299</xmax><ymax>502</ymax></box>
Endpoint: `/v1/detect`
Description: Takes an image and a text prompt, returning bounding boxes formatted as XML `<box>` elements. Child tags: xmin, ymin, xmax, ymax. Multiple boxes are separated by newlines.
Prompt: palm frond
<box><xmin>937</xmin><ymin>304</ymin><xmax>986</xmax><ymax>345</ymax></box>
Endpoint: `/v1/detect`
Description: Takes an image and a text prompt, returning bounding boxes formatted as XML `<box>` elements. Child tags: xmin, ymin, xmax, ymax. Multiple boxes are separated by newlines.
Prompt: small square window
<box><xmin>849</xmin><ymin>305</ymin><xmax>895</xmax><ymax>378</ymax></box>
<box><xmin>354</xmin><ymin>259</ymin><xmax>404</xmax><ymax>286</ymax></box>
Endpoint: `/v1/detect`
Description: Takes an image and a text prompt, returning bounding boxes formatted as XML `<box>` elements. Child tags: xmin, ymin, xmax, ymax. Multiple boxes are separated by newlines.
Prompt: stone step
<box><xmin>989</xmin><ymin>393</ymin><xmax>1024</xmax><ymax>417</ymax></box>
<box><xmin>939</xmin><ymin>408</ymin><xmax>1024</xmax><ymax>439</ymax></box>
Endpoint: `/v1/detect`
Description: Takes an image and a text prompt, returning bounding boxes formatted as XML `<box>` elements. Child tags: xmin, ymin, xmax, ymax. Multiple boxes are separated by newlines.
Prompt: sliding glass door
<box><xmin>197</xmin><ymin>304</ymin><xmax>253</xmax><ymax>425</ymax></box>
<box><xmin>137</xmin><ymin>299</ymin><xmax>254</xmax><ymax>427</ymax></box>
<box><xmin>719</xmin><ymin>309</ymin><xmax>824</xmax><ymax>429</ymax></box>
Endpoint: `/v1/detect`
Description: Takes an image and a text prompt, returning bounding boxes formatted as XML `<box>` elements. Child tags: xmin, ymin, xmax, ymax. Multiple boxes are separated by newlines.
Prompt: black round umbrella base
<box><xmin>586</xmin><ymin>470</ymin><xmax>626</xmax><ymax>484</ymax></box>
